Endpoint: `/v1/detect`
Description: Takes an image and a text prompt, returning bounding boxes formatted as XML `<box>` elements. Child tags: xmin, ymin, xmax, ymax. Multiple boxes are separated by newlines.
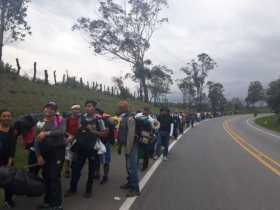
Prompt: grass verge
<box><xmin>255</xmin><ymin>114</ymin><xmax>280</xmax><ymax>133</ymax></box>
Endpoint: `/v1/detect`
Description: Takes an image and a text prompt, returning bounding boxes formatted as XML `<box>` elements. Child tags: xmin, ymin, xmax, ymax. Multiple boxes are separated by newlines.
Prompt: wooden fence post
<box><xmin>44</xmin><ymin>70</ymin><xmax>49</xmax><ymax>84</ymax></box>
<box><xmin>16</xmin><ymin>58</ymin><xmax>21</xmax><ymax>75</ymax></box>
<box><xmin>53</xmin><ymin>70</ymin><xmax>57</xmax><ymax>85</ymax></box>
<box><xmin>80</xmin><ymin>77</ymin><xmax>83</xmax><ymax>87</ymax></box>
<box><xmin>62</xmin><ymin>74</ymin><xmax>65</xmax><ymax>84</ymax></box>
<box><xmin>33</xmin><ymin>62</ymin><xmax>37</xmax><ymax>82</ymax></box>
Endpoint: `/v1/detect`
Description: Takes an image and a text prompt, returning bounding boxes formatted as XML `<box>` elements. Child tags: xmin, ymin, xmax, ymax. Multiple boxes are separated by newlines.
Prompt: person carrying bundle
<box><xmin>34</xmin><ymin>101</ymin><xmax>66</xmax><ymax>210</ymax></box>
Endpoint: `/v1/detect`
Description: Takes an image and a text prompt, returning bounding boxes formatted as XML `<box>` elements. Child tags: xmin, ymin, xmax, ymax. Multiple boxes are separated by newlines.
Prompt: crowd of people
<box><xmin>0</xmin><ymin>100</ymin><xmax>203</xmax><ymax>210</ymax></box>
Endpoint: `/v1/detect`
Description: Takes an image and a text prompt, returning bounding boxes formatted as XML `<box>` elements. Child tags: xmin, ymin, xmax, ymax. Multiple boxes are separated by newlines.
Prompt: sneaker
<box><xmin>153</xmin><ymin>155</ymin><xmax>159</xmax><ymax>160</ymax></box>
<box><xmin>100</xmin><ymin>176</ymin><xmax>108</xmax><ymax>185</ymax></box>
<box><xmin>3</xmin><ymin>200</ymin><xmax>16</xmax><ymax>209</ymax></box>
<box><xmin>64</xmin><ymin>189</ymin><xmax>77</xmax><ymax>198</ymax></box>
<box><xmin>163</xmin><ymin>156</ymin><xmax>168</xmax><ymax>161</ymax></box>
<box><xmin>83</xmin><ymin>191</ymin><xmax>92</xmax><ymax>199</ymax></box>
<box><xmin>120</xmin><ymin>183</ymin><xmax>130</xmax><ymax>190</ymax></box>
<box><xmin>126</xmin><ymin>190</ymin><xmax>140</xmax><ymax>197</ymax></box>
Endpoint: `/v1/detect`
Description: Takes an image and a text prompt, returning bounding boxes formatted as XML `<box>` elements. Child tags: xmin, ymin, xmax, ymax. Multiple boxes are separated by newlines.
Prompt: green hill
<box><xmin>0</xmin><ymin>70</ymin><xmax>158</xmax><ymax>117</ymax></box>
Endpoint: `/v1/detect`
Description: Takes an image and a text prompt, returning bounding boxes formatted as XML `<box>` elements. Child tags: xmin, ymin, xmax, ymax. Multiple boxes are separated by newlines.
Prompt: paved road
<box><xmin>10</xmin><ymin>115</ymin><xmax>280</xmax><ymax>210</ymax></box>
<box><xmin>131</xmin><ymin>115</ymin><xmax>280</xmax><ymax>210</ymax></box>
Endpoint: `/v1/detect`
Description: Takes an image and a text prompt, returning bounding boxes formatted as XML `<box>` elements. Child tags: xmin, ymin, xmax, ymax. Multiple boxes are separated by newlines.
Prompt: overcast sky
<box><xmin>4</xmin><ymin>0</ymin><xmax>280</xmax><ymax>102</ymax></box>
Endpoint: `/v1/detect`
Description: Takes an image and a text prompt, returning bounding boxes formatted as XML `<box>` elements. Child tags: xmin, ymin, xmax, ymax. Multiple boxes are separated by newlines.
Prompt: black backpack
<box><xmin>102</xmin><ymin>119</ymin><xmax>115</xmax><ymax>145</ymax></box>
<box><xmin>71</xmin><ymin>116</ymin><xmax>100</xmax><ymax>154</ymax></box>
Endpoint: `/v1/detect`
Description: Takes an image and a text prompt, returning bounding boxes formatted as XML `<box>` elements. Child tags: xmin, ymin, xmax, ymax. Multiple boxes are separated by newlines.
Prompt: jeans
<box><xmin>104</xmin><ymin>143</ymin><xmax>111</xmax><ymax>164</ymax></box>
<box><xmin>70</xmin><ymin>151</ymin><xmax>98</xmax><ymax>193</ymax></box>
<box><xmin>28</xmin><ymin>148</ymin><xmax>40</xmax><ymax>175</ymax></box>
<box><xmin>156</xmin><ymin>134</ymin><xmax>170</xmax><ymax>157</ymax></box>
<box><xmin>125</xmin><ymin>143</ymin><xmax>140</xmax><ymax>192</ymax></box>
<box><xmin>42</xmin><ymin>149</ymin><xmax>65</xmax><ymax>207</ymax></box>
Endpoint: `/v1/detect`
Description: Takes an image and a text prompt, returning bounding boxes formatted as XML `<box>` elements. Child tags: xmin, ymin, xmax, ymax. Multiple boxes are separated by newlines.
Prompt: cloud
<box><xmin>4</xmin><ymin>0</ymin><xmax>280</xmax><ymax>103</ymax></box>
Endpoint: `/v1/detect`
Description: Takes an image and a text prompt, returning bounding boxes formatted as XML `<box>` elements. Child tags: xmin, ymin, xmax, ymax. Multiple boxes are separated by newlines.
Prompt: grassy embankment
<box><xmin>255</xmin><ymin>114</ymin><xmax>280</xmax><ymax>133</ymax></box>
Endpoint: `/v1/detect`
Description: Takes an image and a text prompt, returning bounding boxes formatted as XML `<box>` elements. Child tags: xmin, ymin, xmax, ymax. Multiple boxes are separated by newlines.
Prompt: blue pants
<box><xmin>125</xmin><ymin>143</ymin><xmax>140</xmax><ymax>192</ymax></box>
<box><xmin>104</xmin><ymin>143</ymin><xmax>111</xmax><ymax>164</ymax></box>
<box><xmin>156</xmin><ymin>134</ymin><xmax>170</xmax><ymax>157</ymax></box>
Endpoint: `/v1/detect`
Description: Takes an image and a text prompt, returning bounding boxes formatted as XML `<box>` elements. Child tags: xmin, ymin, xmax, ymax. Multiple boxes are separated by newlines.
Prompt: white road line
<box><xmin>246</xmin><ymin>118</ymin><xmax>280</xmax><ymax>140</ymax></box>
<box><xmin>119</xmin><ymin>126</ymin><xmax>193</xmax><ymax>210</ymax></box>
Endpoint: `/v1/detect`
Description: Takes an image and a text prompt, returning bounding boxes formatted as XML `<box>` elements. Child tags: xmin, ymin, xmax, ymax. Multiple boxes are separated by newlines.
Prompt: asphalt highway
<box><xmin>131</xmin><ymin>115</ymin><xmax>280</xmax><ymax>210</ymax></box>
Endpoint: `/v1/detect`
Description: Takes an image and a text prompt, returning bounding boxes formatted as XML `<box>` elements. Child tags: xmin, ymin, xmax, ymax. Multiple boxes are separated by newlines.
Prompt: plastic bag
<box><xmin>95</xmin><ymin>140</ymin><xmax>107</xmax><ymax>155</ymax></box>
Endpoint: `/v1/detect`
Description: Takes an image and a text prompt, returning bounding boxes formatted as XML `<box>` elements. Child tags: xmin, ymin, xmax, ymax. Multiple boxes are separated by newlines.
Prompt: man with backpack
<box><xmin>65</xmin><ymin>100</ymin><xmax>107</xmax><ymax>198</ymax></box>
<box><xmin>118</xmin><ymin>101</ymin><xmax>140</xmax><ymax>197</ymax></box>
<box><xmin>14</xmin><ymin>113</ymin><xmax>41</xmax><ymax>176</ymax></box>
<box><xmin>135</xmin><ymin>107</ymin><xmax>158</xmax><ymax>171</ymax></box>
<box><xmin>35</xmin><ymin>101</ymin><xmax>66</xmax><ymax>210</ymax></box>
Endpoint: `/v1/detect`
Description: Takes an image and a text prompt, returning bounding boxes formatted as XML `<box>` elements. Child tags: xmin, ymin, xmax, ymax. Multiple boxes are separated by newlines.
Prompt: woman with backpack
<box><xmin>35</xmin><ymin>101</ymin><xmax>66</xmax><ymax>210</ymax></box>
<box><xmin>0</xmin><ymin>109</ymin><xmax>17</xmax><ymax>209</ymax></box>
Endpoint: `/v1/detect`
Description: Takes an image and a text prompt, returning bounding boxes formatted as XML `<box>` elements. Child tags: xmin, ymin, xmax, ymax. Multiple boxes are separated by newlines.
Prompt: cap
<box><xmin>71</xmin><ymin>104</ymin><xmax>81</xmax><ymax>110</ymax></box>
<box><xmin>44</xmin><ymin>101</ymin><xmax>58</xmax><ymax>111</ymax></box>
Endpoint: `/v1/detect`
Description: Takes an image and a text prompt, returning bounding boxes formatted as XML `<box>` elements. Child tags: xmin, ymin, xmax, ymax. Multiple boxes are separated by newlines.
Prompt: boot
<box><xmin>100</xmin><ymin>163</ymin><xmax>109</xmax><ymax>184</ymax></box>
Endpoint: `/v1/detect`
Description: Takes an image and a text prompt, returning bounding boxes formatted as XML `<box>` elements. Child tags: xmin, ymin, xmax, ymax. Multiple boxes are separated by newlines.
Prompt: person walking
<box><xmin>135</xmin><ymin>107</ymin><xmax>158</xmax><ymax>171</ymax></box>
<box><xmin>65</xmin><ymin>100</ymin><xmax>107</xmax><ymax>198</ymax></box>
<box><xmin>118</xmin><ymin>101</ymin><xmax>140</xmax><ymax>197</ymax></box>
<box><xmin>0</xmin><ymin>109</ymin><xmax>17</xmax><ymax>209</ymax></box>
<box><xmin>155</xmin><ymin>107</ymin><xmax>174</xmax><ymax>161</ymax></box>
<box><xmin>35</xmin><ymin>102</ymin><xmax>66</xmax><ymax>210</ymax></box>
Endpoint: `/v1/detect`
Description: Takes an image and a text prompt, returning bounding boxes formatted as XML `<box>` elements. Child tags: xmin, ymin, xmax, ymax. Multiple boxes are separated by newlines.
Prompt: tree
<box><xmin>231</xmin><ymin>97</ymin><xmax>244</xmax><ymax>114</ymax></box>
<box><xmin>0</xmin><ymin>0</ymin><xmax>31</xmax><ymax>62</ymax></box>
<box><xmin>181</xmin><ymin>53</ymin><xmax>217</xmax><ymax>111</ymax></box>
<box><xmin>148</xmin><ymin>65</ymin><xmax>173</xmax><ymax>104</ymax></box>
<box><xmin>112</xmin><ymin>76</ymin><xmax>131</xmax><ymax>99</ymax></box>
<box><xmin>245</xmin><ymin>81</ymin><xmax>265</xmax><ymax>107</ymax></box>
<box><xmin>177</xmin><ymin>76</ymin><xmax>195</xmax><ymax>109</ymax></box>
<box><xmin>207</xmin><ymin>81</ymin><xmax>227</xmax><ymax>115</ymax></box>
<box><xmin>73</xmin><ymin>0</ymin><xmax>168</xmax><ymax>102</ymax></box>
<box><xmin>266</xmin><ymin>78</ymin><xmax>280</xmax><ymax>114</ymax></box>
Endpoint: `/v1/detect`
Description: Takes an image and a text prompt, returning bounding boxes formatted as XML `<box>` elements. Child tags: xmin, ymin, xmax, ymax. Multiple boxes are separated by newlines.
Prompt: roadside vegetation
<box><xmin>255</xmin><ymin>115</ymin><xmax>280</xmax><ymax>133</ymax></box>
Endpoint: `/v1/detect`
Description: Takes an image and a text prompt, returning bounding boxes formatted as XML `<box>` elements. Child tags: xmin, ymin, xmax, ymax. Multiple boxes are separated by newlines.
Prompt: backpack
<box><xmin>102</xmin><ymin>118</ymin><xmax>115</xmax><ymax>145</ymax></box>
<box><xmin>71</xmin><ymin>115</ymin><xmax>101</xmax><ymax>154</ymax></box>
<box><xmin>135</xmin><ymin>116</ymin><xmax>153</xmax><ymax>145</ymax></box>
<box><xmin>0</xmin><ymin>167</ymin><xmax>45</xmax><ymax>197</ymax></box>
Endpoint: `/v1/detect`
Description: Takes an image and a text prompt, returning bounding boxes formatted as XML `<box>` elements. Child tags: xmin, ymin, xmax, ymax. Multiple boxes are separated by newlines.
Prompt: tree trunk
<box><xmin>139</xmin><ymin>76</ymin><xmax>148</xmax><ymax>102</ymax></box>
